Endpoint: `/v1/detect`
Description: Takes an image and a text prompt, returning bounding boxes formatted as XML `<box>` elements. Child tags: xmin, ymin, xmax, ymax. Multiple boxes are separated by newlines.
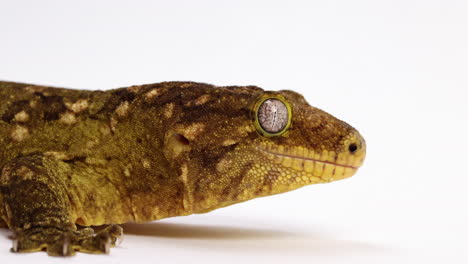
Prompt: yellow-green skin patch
<box><xmin>0</xmin><ymin>81</ymin><xmax>366</xmax><ymax>255</ymax></box>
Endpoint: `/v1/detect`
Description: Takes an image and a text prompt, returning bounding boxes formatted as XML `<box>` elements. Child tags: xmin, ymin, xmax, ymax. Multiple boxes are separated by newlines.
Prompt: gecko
<box><xmin>0</xmin><ymin>81</ymin><xmax>366</xmax><ymax>256</ymax></box>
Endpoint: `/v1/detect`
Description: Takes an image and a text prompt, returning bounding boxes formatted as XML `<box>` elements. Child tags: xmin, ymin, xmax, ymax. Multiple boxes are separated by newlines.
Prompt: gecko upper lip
<box><xmin>258</xmin><ymin>147</ymin><xmax>359</xmax><ymax>170</ymax></box>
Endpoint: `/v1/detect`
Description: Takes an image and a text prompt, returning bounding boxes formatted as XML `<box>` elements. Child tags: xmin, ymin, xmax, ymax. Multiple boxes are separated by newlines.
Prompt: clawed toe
<box><xmin>11</xmin><ymin>237</ymin><xmax>18</xmax><ymax>253</ymax></box>
<box><xmin>9</xmin><ymin>225</ymin><xmax>123</xmax><ymax>256</ymax></box>
<box><xmin>101</xmin><ymin>225</ymin><xmax>124</xmax><ymax>246</ymax></box>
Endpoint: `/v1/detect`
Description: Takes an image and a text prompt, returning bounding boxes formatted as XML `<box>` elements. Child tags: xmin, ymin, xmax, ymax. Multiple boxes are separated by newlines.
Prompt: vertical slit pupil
<box><xmin>258</xmin><ymin>99</ymin><xmax>288</xmax><ymax>134</ymax></box>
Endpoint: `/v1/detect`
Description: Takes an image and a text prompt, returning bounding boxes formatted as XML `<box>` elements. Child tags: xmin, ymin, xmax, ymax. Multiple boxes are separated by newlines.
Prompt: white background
<box><xmin>1</xmin><ymin>0</ymin><xmax>467</xmax><ymax>263</ymax></box>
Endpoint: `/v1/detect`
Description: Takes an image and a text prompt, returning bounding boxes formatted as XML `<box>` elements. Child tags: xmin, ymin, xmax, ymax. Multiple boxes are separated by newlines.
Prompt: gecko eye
<box><xmin>254</xmin><ymin>95</ymin><xmax>292</xmax><ymax>137</ymax></box>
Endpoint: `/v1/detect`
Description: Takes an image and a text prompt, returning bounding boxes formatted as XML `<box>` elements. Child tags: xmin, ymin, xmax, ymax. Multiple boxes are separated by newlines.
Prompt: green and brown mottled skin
<box><xmin>0</xmin><ymin>81</ymin><xmax>366</xmax><ymax>256</ymax></box>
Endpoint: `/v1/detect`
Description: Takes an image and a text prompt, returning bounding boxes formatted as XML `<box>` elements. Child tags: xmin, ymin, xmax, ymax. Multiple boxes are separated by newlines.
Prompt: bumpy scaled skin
<box><xmin>0</xmin><ymin>81</ymin><xmax>366</xmax><ymax>256</ymax></box>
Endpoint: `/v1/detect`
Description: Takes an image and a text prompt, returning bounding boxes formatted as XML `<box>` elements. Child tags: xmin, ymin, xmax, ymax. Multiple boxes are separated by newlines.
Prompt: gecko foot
<box><xmin>10</xmin><ymin>225</ymin><xmax>123</xmax><ymax>256</ymax></box>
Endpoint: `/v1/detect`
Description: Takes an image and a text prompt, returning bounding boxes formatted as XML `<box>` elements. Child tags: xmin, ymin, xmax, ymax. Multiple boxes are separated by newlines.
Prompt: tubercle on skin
<box><xmin>0</xmin><ymin>81</ymin><xmax>367</xmax><ymax>256</ymax></box>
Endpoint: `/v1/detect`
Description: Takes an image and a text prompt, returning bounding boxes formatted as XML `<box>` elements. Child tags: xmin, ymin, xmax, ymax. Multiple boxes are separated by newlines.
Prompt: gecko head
<box><xmin>162</xmin><ymin>84</ymin><xmax>366</xmax><ymax>212</ymax></box>
<box><xmin>248</xmin><ymin>90</ymin><xmax>366</xmax><ymax>186</ymax></box>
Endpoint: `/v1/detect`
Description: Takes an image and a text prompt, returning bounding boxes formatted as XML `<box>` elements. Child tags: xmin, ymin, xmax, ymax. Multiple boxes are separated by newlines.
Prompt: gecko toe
<box><xmin>11</xmin><ymin>237</ymin><xmax>18</xmax><ymax>252</ymax></box>
<box><xmin>9</xmin><ymin>225</ymin><xmax>123</xmax><ymax>256</ymax></box>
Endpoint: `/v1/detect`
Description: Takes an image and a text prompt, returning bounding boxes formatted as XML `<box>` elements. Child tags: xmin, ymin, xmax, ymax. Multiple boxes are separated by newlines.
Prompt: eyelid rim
<box><xmin>252</xmin><ymin>94</ymin><xmax>293</xmax><ymax>137</ymax></box>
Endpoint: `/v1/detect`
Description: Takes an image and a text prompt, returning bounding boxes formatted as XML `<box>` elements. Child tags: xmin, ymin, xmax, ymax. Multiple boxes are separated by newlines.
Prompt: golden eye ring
<box><xmin>253</xmin><ymin>94</ymin><xmax>292</xmax><ymax>137</ymax></box>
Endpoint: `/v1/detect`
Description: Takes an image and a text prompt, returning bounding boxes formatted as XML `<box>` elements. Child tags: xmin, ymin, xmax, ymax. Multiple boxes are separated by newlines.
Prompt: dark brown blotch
<box><xmin>94</xmin><ymin>89</ymin><xmax>136</xmax><ymax>117</ymax></box>
<box><xmin>62</xmin><ymin>156</ymin><xmax>87</xmax><ymax>164</ymax></box>
<box><xmin>224</xmin><ymin>161</ymin><xmax>252</xmax><ymax>198</ymax></box>
<box><xmin>195</xmin><ymin>144</ymin><xmax>238</xmax><ymax>169</ymax></box>
<box><xmin>35</xmin><ymin>94</ymin><xmax>67</xmax><ymax>121</ymax></box>
<box><xmin>262</xmin><ymin>169</ymin><xmax>281</xmax><ymax>185</ymax></box>
<box><xmin>1</xmin><ymin>100</ymin><xmax>30</xmax><ymax>123</ymax></box>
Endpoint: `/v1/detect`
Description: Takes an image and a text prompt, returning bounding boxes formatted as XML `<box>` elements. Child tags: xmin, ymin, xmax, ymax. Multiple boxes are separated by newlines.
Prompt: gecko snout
<box><xmin>342</xmin><ymin>132</ymin><xmax>366</xmax><ymax>168</ymax></box>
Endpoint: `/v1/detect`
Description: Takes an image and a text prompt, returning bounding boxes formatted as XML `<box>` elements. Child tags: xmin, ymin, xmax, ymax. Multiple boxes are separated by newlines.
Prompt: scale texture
<box><xmin>0</xmin><ymin>81</ymin><xmax>366</xmax><ymax>256</ymax></box>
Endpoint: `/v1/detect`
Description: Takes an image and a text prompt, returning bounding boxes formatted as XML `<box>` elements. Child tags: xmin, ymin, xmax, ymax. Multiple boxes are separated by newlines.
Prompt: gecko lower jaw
<box><xmin>261</xmin><ymin>148</ymin><xmax>358</xmax><ymax>170</ymax></box>
<box><xmin>256</xmin><ymin>145</ymin><xmax>361</xmax><ymax>181</ymax></box>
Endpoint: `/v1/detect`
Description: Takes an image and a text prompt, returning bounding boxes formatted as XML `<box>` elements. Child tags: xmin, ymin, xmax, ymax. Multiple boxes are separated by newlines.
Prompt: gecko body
<box><xmin>0</xmin><ymin>81</ymin><xmax>366</xmax><ymax>255</ymax></box>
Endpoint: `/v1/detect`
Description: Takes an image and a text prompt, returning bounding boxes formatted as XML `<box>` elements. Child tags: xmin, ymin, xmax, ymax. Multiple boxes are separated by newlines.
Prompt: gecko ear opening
<box><xmin>164</xmin><ymin>131</ymin><xmax>192</xmax><ymax>161</ymax></box>
<box><xmin>174</xmin><ymin>133</ymin><xmax>190</xmax><ymax>145</ymax></box>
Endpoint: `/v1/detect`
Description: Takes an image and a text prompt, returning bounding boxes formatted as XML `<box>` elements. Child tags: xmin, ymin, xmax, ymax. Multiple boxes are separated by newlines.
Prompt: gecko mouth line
<box><xmin>258</xmin><ymin>146</ymin><xmax>358</xmax><ymax>170</ymax></box>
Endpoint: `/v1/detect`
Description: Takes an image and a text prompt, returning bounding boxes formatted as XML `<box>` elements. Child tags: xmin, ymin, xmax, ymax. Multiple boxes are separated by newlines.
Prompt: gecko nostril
<box><xmin>348</xmin><ymin>143</ymin><xmax>358</xmax><ymax>154</ymax></box>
